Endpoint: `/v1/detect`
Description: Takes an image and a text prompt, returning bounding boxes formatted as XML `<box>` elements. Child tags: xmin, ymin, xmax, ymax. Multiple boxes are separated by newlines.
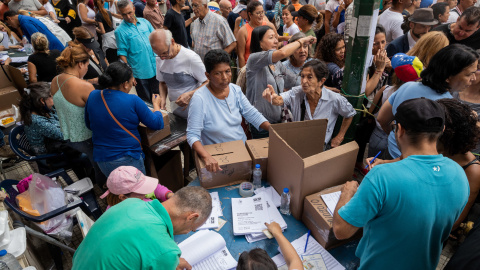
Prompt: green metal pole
<box><xmin>342</xmin><ymin>0</ymin><xmax>382</xmax><ymax>143</ymax></box>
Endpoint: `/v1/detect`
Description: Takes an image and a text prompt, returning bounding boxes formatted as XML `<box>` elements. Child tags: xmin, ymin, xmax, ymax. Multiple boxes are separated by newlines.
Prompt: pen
<box><xmin>304</xmin><ymin>230</ymin><xmax>311</xmax><ymax>253</ymax></box>
<box><xmin>365</xmin><ymin>151</ymin><xmax>382</xmax><ymax>169</ymax></box>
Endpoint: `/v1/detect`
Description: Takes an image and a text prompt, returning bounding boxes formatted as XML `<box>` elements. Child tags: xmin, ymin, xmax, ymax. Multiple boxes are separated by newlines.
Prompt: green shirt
<box><xmin>72</xmin><ymin>199</ymin><xmax>181</xmax><ymax>270</ymax></box>
<box><xmin>303</xmin><ymin>29</ymin><xmax>317</xmax><ymax>57</ymax></box>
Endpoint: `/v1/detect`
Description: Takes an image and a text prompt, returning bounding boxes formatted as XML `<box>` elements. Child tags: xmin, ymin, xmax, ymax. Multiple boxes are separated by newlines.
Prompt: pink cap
<box><xmin>99</xmin><ymin>166</ymin><xmax>158</xmax><ymax>199</ymax></box>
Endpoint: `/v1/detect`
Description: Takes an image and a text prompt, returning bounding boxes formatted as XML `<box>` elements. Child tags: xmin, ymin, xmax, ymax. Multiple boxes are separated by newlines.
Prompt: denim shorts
<box><xmin>97</xmin><ymin>155</ymin><xmax>146</xmax><ymax>178</ymax></box>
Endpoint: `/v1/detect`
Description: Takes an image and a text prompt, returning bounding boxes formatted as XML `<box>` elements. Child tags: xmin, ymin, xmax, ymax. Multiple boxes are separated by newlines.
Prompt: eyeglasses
<box><xmin>253</xmin><ymin>11</ymin><xmax>264</xmax><ymax>16</ymax></box>
<box><xmin>392</xmin><ymin>123</ymin><xmax>398</xmax><ymax>133</ymax></box>
<box><xmin>157</xmin><ymin>44</ymin><xmax>170</xmax><ymax>58</ymax></box>
<box><xmin>192</xmin><ymin>3</ymin><xmax>202</xmax><ymax>9</ymax></box>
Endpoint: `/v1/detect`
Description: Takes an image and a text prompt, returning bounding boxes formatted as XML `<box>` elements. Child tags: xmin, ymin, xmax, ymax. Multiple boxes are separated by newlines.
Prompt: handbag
<box><xmin>101</xmin><ymin>90</ymin><xmax>142</xmax><ymax>149</ymax></box>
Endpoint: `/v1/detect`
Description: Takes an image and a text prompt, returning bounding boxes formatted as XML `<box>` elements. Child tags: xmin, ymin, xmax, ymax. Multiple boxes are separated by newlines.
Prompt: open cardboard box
<box><xmin>245</xmin><ymin>138</ymin><xmax>269</xmax><ymax>179</ymax></box>
<box><xmin>302</xmin><ymin>185</ymin><xmax>362</xmax><ymax>249</ymax></box>
<box><xmin>0</xmin><ymin>65</ymin><xmax>26</xmax><ymax>111</ymax></box>
<box><xmin>138</xmin><ymin>111</ymin><xmax>171</xmax><ymax>146</ymax></box>
<box><xmin>267</xmin><ymin>119</ymin><xmax>359</xmax><ymax>220</ymax></box>
<box><xmin>194</xmin><ymin>140</ymin><xmax>252</xmax><ymax>189</ymax></box>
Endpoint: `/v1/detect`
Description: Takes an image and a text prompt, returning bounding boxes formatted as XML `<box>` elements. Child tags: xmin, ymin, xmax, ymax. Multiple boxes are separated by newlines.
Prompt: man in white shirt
<box><xmin>8</xmin><ymin>0</ymin><xmax>47</xmax><ymax>15</ymax></box>
<box><xmin>447</xmin><ymin>0</ymin><xmax>478</xmax><ymax>23</ymax></box>
<box><xmin>386</xmin><ymin>8</ymin><xmax>437</xmax><ymax>57</ymax></box>
<box><xmin>150</xmin><ymin>29</ymin><xmax>208</xmax><ymax>118</ymax></box>
<box><xmin>378</xmin><ymin>0</ymin><xmax>412</xmax><ymax>44</ymax></box>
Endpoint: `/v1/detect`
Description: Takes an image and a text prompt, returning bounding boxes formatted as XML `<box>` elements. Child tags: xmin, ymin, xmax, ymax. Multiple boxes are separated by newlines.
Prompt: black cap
<box><xmin>395</xmin><ymin>98</ymin><xmax>445</xmax><ymax>133</ymax></box>
<box><xmin>291</xmin><ymin>9</ymin><xmax>315</xmax><ymax>23</ymax></box>
<box><xmin>76</xmin><ymin>37</ymin><xmax>100</xmax><ymax>51</ymax></box>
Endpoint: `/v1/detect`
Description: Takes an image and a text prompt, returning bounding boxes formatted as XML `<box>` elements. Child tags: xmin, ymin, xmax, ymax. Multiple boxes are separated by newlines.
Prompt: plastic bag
<box><xmin>16</xmin><ymin>173</ymin><xmax>73</xmax><ymax>241</ymax></box>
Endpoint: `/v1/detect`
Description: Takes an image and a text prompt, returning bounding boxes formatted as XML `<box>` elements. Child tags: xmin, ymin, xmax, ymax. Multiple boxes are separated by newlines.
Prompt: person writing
<box><xmin>187</xmin><ymin>49</ymin><xmax>270</xmax><ymax>172</ymax></box>
<box><xmin>262</xmin><ymin>59</ymin><xmax>356</xmax><ymax>148</ymax></box>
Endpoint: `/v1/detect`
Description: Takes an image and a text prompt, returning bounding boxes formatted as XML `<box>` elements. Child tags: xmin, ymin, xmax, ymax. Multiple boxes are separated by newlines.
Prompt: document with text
<box><xmin>232</xmin><ymin>195</ymin><xmax>270</xmax><ymax>235</ymax></box>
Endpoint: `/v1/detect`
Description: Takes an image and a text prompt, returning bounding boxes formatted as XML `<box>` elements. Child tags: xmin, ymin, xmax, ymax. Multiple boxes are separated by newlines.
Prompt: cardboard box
<box><xmin>146</xmin><ymin>149</ymin><xmax>184</xmax><ymax>192</ymax></box>
<box><xmin>267</xmin><ymin>119</ymin><xmax>359</xmax><ymax>219</ymax></box>
<box><xmin>194</xmin><ymin>140</ymin><xmax>252</xmax><ymax>189</ymax></box>
<box><xmin>0</xmin><ymin>65</ymin><xmax>25</xmax><ymax>111</ymax></box>
<box><xmin>245</xmin><ymin>138</ymin><xmax>269</xmax><ymax>179</ymax></box>
<box><xmin>302</xmin><ymin>185</ymin><xmax>362</xmax><ymax>249</ymax></box>
<box><xmin>138</xmin><ymin>111</ymin><xmax>171</xmax><ymax>146</ymax></box>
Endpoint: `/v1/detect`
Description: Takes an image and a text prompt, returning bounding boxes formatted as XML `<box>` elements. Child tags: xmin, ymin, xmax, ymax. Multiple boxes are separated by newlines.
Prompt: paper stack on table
<box><xmin>178</xmin><ymin>230</ymin><xmax>237</xmax><ymax>270</ymax></box>
<box><xmin>320</xmin><ymin>191</ymin><xmax>341</xmax><ymax>216</ymax></box>
<box><xmin>271</xmin><ymin>232</ymin><xmax>345</xmax><ymax>270</ymax></box>
<box><xmin>198</xmin><ymin>192</ymin><xmax>223</xmax><ymax>230</ymax></box>
<box><xmin>254</xmin><ymin>186</ymin><xmax>281</xmax><ymax>207</ymax></box>
<box><xmin>245</xmin><ymin>192</ymin><xmax>287</xmax><ymax>243</ymax></box>
<box><xmin>232</xmin><ymin>195</ymin><xmax>270</xmax><ymax>235</ymax></box>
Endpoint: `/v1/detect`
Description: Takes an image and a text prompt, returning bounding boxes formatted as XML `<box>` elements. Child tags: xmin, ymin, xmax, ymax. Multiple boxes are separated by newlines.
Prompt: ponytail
<box><xmin>95</xmin><ymin>0</ymin><xmax>113</xmax><ymax>28</ymax></box>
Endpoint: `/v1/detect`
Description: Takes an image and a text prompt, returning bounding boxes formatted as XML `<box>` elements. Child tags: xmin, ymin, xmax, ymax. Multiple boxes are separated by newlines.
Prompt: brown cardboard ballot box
<box><xmin>138</xmin><ymin>111</ymin><xmax>171</xmax><ymax>146</ymax></box>
<box><xmin>0</xmin><ymin>65</ymin><xmax>26</xmax><ymax>111</ymax></box>
<box><xmin>245</xmin><ymin>138</ymin><xmax>269</xmax><ymax>179</ymax></box>
<box><xmin>194</xmin><ymin>140</ymin><xmax>252</xmax><ymax>189</ymax></box>
<box><xmin>302</xmin><ymin>185</ymin><xmax>362</xmax><ymax>249</ymax></box>
<box><xmin>267</xmin><ymin>119</ymin><xmax>359</xmax><ymax>219</ymax></box>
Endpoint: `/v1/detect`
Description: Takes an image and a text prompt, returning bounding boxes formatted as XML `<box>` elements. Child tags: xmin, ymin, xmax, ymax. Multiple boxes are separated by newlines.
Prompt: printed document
<box><xmin>198</xmin><ymin>192</ymin><xmax>222</xmax><ymax>230</ymax></box>
<box><xmin>245</xmin><ymin>192</ymin><xmax>287</xmax><ymax>242</ymax></box>
<box><xmin>321</xmin><ymin>191</ymin><xmax>341</xmax><ymax>216</ymax></box>
<box><xmin>254</xmin><ymin>186</ymin><xmax>281</xmax><ymax>207</ymax></box>
<box><xmin>178</xmin><ymin>230</ymin><xmax>237</xmax><ymax>270</ymax></box>
<box><xmin>232</xmin><ymin>195</ymin><xmax>269</xmax><ymax>235</ymax></box>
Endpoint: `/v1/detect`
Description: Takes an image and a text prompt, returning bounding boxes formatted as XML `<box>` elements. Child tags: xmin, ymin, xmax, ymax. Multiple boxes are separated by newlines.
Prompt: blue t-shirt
<box><xmin>18</xmin><ymin>15</ymin><xmax>65</xmax><ymax>51</ymax></box>
<box><xmin>387</xmin><ymin>82</ymin><xmax>452</xmax><ymax>158</ymax></box>
<box><xmin>334</xmin><ymin>6</ymin><xmax>345</xmax><ymax>34</ymax></box>
<box><xmin>85</xmin><ymin>90</ymin><xmax>164</xmax><ymax>162</ymax></box>
<box><xmin>339</xmin><ymin>155</ymin><xmax>469</xmax><ymax>270</ymax></box>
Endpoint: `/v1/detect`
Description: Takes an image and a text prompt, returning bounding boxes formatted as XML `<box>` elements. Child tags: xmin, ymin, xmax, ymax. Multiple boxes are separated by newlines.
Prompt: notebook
<box><xmin>178</xmin><ymin>230</ymin><xmax>237</xmax><ymax>270</ymax></box>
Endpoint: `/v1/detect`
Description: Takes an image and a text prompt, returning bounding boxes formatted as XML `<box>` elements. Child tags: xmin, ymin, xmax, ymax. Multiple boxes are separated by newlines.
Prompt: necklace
<box><xmin>63</xmin><ymin>72</ymin><xmax>79</xmax><ymax>78</ymax></box>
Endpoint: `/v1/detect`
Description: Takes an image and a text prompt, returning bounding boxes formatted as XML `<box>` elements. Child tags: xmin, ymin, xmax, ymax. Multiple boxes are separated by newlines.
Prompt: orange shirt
<box><xmin>245</xmin><ymin>21</ymin><xmax>267</xmax><ymax>63</ymax></box>
<box><xmin>292</xmin><ymin>3</ymin><xmax>303</xmax><ymax>26</ymax></box>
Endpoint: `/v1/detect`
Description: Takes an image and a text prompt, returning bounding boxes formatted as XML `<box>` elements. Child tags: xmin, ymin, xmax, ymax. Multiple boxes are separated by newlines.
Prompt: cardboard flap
<box><xmin>270</xmin><ymin>120</ymin><xmax>327</xmax><ymax>159</ymax></box>
<box><xmin>200</xmin><ymin>140</ymin><xmax>251</xmax><ymax>166</ymax></box>
<box><xmin>245</xmin><ymin>138</ymin><xmax>269</xmax><ymax>159</ymax></box>
<box><xmin>9</xmin><ymin>66</ymin><xmax>27</xmax><ymax>94</ymax></box>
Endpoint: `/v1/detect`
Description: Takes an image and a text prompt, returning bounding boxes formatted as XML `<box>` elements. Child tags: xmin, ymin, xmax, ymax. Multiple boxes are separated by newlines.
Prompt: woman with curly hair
<box><xmin>315</xmin><ymin>33</ymin><xmax>345</xmax><ymax>91</ymax></box>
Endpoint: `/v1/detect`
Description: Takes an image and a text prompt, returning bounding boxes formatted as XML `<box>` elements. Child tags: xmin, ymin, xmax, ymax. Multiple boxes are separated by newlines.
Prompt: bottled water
<box><xmin>280</xmin><ymin>188</ymin><xmax>291</xmax><ymax>215</ymax></box>
<box><xmin>23</xmin><ymin>36</ymin><xmax>33</xmax><ymax>55</ymax></box>
<box><xmin>0</xmin><ymin>250</ymin><xmax>22</xmax><ymax>270</ymax></box>
<box><xmin>252</xmin><ymin>164</ymin><xmax>262</xmax><ymax>190</ymax></box>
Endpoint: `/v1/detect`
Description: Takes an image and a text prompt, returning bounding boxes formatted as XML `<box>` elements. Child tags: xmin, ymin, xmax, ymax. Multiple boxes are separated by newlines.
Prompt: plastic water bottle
<box><xmin>23</xmin><ymin>36</ymin><xmax>33</xmax><ymax>55</ymax></box>
<box><xmin>280</xmin><ymin>188</ymin><xmax>291</xmax><ymax>215</ymax></box>
<box><xmin>0</xmin><ymin>250</ymin><xmax>22</xmax><ymax>270</ymax></box>
<box><xmin>252</xmin><ymin>164</ymin><xmax>262</xmax><ymax>190</ymax></box>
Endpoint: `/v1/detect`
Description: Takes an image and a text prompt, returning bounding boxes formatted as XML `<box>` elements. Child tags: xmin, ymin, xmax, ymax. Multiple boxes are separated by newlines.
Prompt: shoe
<box><xmin>0</xmin><ymin>145</ymin><xmax>16</xmax><ymax>158</ymax></box>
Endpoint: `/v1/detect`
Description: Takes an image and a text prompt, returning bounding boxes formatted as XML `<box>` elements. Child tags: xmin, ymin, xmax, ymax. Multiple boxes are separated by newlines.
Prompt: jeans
<box><xmin>97</xmin><ymin>155</ymin><xmax>146</xmax><ymax>178</ymax></box>
<box><xmin>249</xmin><ymin>124</ymin><xmax>269</xmax><ymax>139</ymax></box>
<box><xmin>0</xmin><ymin>132</ymin><xmax>4</xmax><ymax>147</ymax></box>
<box><xmin>135</xmin><ymin>76</ymin><xmax>160</xmax><ymax>102</ymax></box>
<box><xmin>67</xmin><ymin>139</ymin><xmax>107</xmax><ymax>187</ymax></box>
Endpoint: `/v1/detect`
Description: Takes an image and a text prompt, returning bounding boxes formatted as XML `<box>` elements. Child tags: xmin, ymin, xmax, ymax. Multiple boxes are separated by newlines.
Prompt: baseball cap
<box><xmin>395</xmin><ymin>98</ymin><xmax>445</xmax><ymax>133</ymax></box>
<box><xmin>208</xmin><ymin>1</ymin><xmax>220</xmax><ymax>12</ymax></box>
<box><xmin>391</xmin><ymin>53</ymin><xmax>423</xmax><ymax>82</ymax></box>
<box><xmin>232</xmin><ymin>4</ymin><xmax>246</xmax><ymax>14</ymax></box>
<box><xmin>76</xmin><ymin>37</ymin><xmax>101</xmax><ymax>51</ymax></box>
<box><xmin>99</xmin><ymin>166</ymin><xmax>158</xmax><ymax>199</ymax></box>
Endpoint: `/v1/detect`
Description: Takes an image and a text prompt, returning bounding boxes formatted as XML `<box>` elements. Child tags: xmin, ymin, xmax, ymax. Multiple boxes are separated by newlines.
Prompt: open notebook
<box><xmin>178</xmin><ymin>230</ymin><xmax>237</xmax><ymax>270</ymax></box>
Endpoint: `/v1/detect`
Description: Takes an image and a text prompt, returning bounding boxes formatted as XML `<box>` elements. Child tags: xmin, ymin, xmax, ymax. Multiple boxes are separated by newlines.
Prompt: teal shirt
<box><xmin>115</xmin><ymin>18</ymin><xmax>156</xmax><ymax>79</ymax></box>
<box><xmin>339</xmin><ymin>155</ymin><xmax>469</xmax><ymax>270</ymax></box>
<box><xmin>72</xmin><ymin>199</ymin><xmax>181</xmax><ymax>270</ymax></box>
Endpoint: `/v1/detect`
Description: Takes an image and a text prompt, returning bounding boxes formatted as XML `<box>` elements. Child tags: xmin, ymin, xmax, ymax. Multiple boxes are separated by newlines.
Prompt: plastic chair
<box><xmin>8</xmin><ymin>124</ymin><xmax>90</xmax><ymax>177</ymax></box>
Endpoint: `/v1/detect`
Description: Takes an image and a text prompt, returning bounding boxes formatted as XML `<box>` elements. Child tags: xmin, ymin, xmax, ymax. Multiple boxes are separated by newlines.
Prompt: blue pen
<box><xmin>365</xmin><ymin>151</ymin><xmax>382</xmax><ymax>169</ymax></box>
<box><xmin>304</xmin><ymin>230</ymin><xmax>311</xmax><ymax>253</ymax></box>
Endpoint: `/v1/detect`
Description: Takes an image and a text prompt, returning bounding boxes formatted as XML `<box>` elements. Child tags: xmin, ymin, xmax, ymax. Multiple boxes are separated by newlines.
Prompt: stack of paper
<box><xmin>254</xmin><ymin>186</ymin><xmax>281</xmax><ymax>207</ymax></box>
<box><xmin>178</xmin><ymin>230</ymin><xmax>237</xmax><ymax>270</ymax></box>
<box><xmin>271</xmin><ymin>232</ymin><xmax>345</xmax><ymax>270</ymax></box>
<box><xmin>198</xmin><ymin>192</ymin><xmax>222</xmax><ymax>230</ymax></box>
<box><xmin>232</xmin><ymin>195</ymin><xmax>269</xmax><ymax>235</ymax></box>
<box><xmin>245</xmin><ymin>192</ymin><xmax>287</xmax><ymax>243</ymax></box>
<box><xmin>320</xmin><ymin>191</ymin><xmax>341</xmax><ymax>216</ymax></box>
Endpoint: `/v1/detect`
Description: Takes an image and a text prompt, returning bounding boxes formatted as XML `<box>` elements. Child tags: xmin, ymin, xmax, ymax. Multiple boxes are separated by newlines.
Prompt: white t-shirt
<box><xmin>156</xmin><ymin>46</ymin><xmax>208</xmax><ymax>118</ymax></box>
<box><xmin>447</xmin><ymin>8</ymin><xmax>460</xmax><ymax>23</ymax></box>
<box><xmin>325</xmin><ymin>0</ymin><xmax>340</xmax><ymax>32</ymax></box>
<box><xmin>43</xmin><ymin>2</ymin><xmax>57</xmax><ymax>20</ymax></box>
<box><xmin>283</xmin><ymin>23</ymin><xmax>300</xmax><ymax>45</ymax></box>
<box><xmin>378</xmin><ymin>8</ymin><xmax>404</xmax><ymax>44</ymax></box>
<box><xmin>309</xmin><ymin>0</ymin><xmax>326</xmax><ymax>11</ymax></box>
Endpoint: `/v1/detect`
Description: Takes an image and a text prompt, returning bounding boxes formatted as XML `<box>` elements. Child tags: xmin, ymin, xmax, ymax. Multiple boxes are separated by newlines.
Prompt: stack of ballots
<box><xmin>232</xmin><ymin>188</ymin><xmax>287</xmax><ymax>242</ymax></box>
<box><xmin>198</xmin><ymin>192</ymin><xmax>223</xmax><ymax>230</ymax></box>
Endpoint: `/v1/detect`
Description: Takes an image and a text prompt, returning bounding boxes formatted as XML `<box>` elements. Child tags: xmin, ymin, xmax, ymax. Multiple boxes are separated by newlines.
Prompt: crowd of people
<box><xmin>1</xmin><ymin>0</ymin><xmax>480</xmax><ymax>269</ymax></box>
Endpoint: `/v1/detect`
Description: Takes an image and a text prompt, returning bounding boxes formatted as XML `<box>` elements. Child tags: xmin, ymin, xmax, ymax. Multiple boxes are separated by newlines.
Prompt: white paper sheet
<box><xmin>10</xmin><ymin>56</ymin><xmax>28</xmax><ymax>63</ymax></box>
<box><xmin>178</xmin><ymin>230</ymin><xmax>237</xmax><ymax>270</ymax></box>
<box><xmin>320</xmin><ymin>191</ymin><xmax>341</xmax><ymax>216</ymax></box>
<box><xmin>302</xmin><ymin>253</ymin><xmax>328</xmax><ymax>270</ymax></box>
<box><xmin>245</xmin><ymin>192</ymin><xmax>287</xmax><ymax>242</ymax></box>
<box><xmin>254</xmin><ymin>186</ymin><xmax>281</xmax><ymax>207</ymax></box>
<box><xmin>197</xmin><ymin>192</ymin><xmax>223</xmax><ymax>230</ymax></box>
<box><xmin>232</xmin><ymin>196</ymin><xmax>269</xmax><ymax>235</ymax></box>
<box><xmin>272</xmin><ymin>233</ymin><xmax>345</xmax><ymax>270</ymax></box>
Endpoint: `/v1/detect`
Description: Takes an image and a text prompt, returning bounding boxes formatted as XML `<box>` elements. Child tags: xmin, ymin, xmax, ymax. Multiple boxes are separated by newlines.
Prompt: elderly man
<box><xmin>8</xmin><ymin>0</ymin><xmax>46</xmax><ymax>15</ymax></box>
<box><xmin>115</xmin><ymin>0</ymin><xmax>158</xmax><ymax>102</ymax></box>
<box><xmin>447</xmin><ymin>0</ymin><xmax>478</xmax><ymax>23</ymax></box>
<box><xmin>333</xmin><ymin>98</ymin><xmax>469</xmax><ymax>269</ymax></box>
<box><xmin>150</xmin><ymin>29</ymin><xmax>208</xmax><ymax>118</ymax></box>
<box><xmin>433</xmin><ymin>6</ymin><xmax>480</xmax><ymax>49</ymax></box>
<box><xmin>190</xmin><ymin>0</ymin><xmax>236</xmax><ymax>60</ymax></box>
<box><xmin>143</xmin><ymin>0</ymin><xmax>164</xmax><ymax>29</ymax></box>
<box><xmin>219</xmin><ymin>0</ymin><xmax>231</xmax><ymax>19</ymax></box>
<box><xmin>386</xmin><ymin>8</ymin><xmax>437</xmax><ymax>57</ymax></box>
<box><xmin>72</xmin><ymin>186</ymin><xmax>212</xmax><ymax>270</ymax></box>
